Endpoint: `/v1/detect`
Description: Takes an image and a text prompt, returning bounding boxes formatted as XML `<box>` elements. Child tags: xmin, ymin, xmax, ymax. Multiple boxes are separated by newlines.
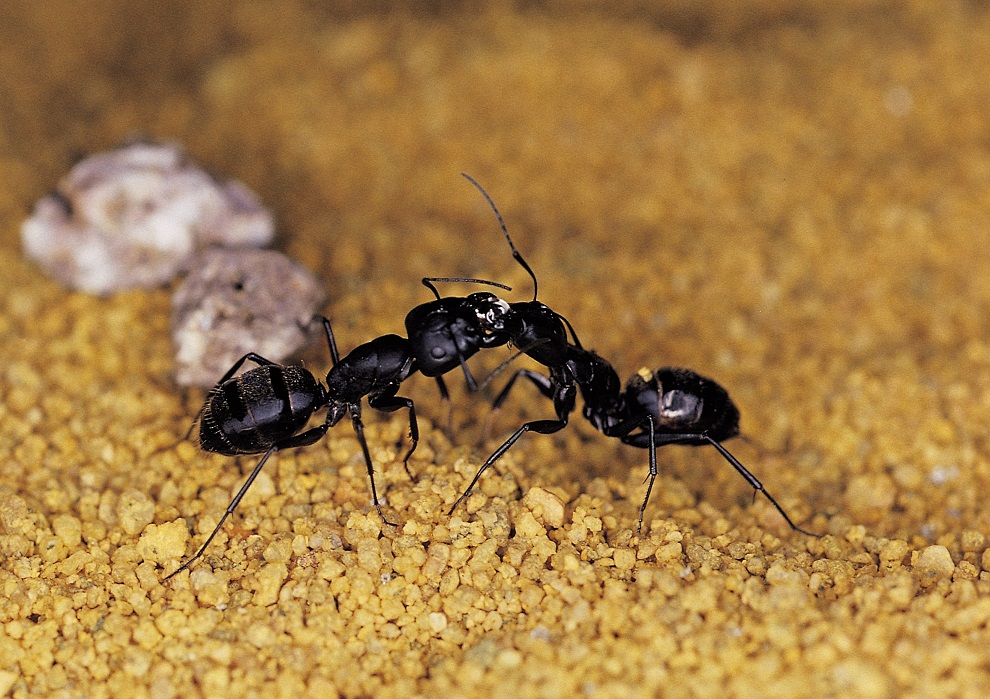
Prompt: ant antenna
<box><xmin>422</xmin><ymin>277</ymin><xmax>512</xmax><ymax>302</ymax></box>
<box><xmin>461</xmin><ymin>173</ymin><xmax>539</xmax><ymax>301</ymax></box>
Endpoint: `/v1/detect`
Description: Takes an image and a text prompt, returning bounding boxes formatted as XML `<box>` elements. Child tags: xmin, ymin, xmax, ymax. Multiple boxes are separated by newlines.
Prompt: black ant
<box><xmin>446</xmin><ymin>185</ymin><xmax>816</xmax><ymax>537</ymax></box>
<box><xmin>166</xmin><ymin>175</ymin><xmax>567</xmax><ymax>578</ymax></box>
<box><xmin>454</xmin><ymin>338</ymin><xmax>817</xmax><ymax>536</ymax></box>
<box><xmin>601</xmin><ymin>356</ymin><xmax>816</xmax><ymax>534</ymax></box>
<box><xmin>166</xmin><ymin>316</ymin><xmax>419</xmax><ymax>579</ymax></box>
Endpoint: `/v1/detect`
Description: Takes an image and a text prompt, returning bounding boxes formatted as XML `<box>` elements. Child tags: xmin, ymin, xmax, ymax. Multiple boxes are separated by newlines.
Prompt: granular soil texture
<box><xmin>2</xmin><ymin>2</ymin><xmax>990</xmax><ymax>697</ymax></box>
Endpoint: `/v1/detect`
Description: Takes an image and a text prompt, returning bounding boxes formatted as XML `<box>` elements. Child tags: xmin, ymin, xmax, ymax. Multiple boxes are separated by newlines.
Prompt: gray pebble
<box><xmin>21</xmin><ymin>141</ymin><xmax>274</xmax><ymax>295</ymax></box>
<box><xmin>172</xmin><ymin>248</ymin><xmax>327</xmax><ymax>387</ymax></box>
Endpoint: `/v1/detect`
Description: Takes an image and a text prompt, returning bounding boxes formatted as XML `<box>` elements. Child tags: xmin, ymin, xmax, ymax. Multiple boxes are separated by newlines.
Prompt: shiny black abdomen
<box><xmin>624</xmin><ymin>367</ymin><xmax>741</xmax><ymax>447</ymax></box>
<box><xmin>199</xmin><ymin>365</ymin><xmax>323</xmax><ymax>455</ymax></box>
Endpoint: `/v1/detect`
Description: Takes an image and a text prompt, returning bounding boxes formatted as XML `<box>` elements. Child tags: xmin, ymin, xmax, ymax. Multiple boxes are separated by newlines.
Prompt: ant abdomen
<box><xmin>199</xmin><ymin>364</ymin><xmax>324</xmax><ymax>456</ymax></box>
<box><xmin>624</xmin><ymin>367</ymin><xmax>741</xmax><ymax>445</ymax></box>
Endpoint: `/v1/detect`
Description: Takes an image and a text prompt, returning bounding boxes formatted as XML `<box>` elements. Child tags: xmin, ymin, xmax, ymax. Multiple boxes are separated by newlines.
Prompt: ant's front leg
<box><xmin>454</xmin><ymin>376</ymin><xmax>575</xmax><ymax>515</ymax></box>
<box><xmin>482</xmin><ymin>369</ymin><xmax>554</xmax><ymax>443</ymax></box>
<box><xmin>449</xmin><ymin>416</ymin><xmax>568</xmax><ymax>516</ymax></box>
<box><xmin>433</xmin><ymin>375</ymin><xmax>455</xmax><ymax>439</ymax></box>
<box><xmin>368</xmin><ymin>389</ymin><xmax>420</xmax><ymax>479</ymax></box>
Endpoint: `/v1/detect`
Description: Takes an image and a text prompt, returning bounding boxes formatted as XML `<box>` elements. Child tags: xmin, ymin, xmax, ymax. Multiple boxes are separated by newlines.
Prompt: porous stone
<box><xmin>171</xmin><ymin>247</ymin><xmax>326</xmax><ymax>386</ymax></box>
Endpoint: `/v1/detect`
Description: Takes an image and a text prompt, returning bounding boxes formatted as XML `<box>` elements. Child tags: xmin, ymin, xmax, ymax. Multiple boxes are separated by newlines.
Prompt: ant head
<box><xmin>467</xmin><ymin>292</ymin><xmax>511</xmax><ymax>333</ymax></box>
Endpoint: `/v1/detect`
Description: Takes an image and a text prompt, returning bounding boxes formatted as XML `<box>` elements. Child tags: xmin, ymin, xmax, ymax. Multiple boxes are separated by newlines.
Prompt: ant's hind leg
<box><xmin>627</xmin><ymin>432</ymin><xmax>818</xmax><ymax>537</ymax></box>
<box><xmin>165</xmin><ymin>444</ymin><xmax>278</xmax><ymax>580</ymax></box>
<box><xmin>700</xmin><ymin>436</ymin><xmax>819</xmax><ymax>537</ymax></box>
<box><xmin>164</xmin><ymin>421</ymin><xmax>335</xmax><ymax>581</ymax></box>
<box><xmin>212</xmin><ymin>352</ymin><xmax>279</xmax><ymax>387</ymax></box>
<box><xmin>299</xmin><ymin>315</ymin><xmax>342</xmax><ymax>365</ymax></box>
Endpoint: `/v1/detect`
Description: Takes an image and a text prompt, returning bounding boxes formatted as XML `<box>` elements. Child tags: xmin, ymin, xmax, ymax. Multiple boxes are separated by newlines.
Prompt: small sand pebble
<box><xmin>137</xmin><ymin>521</ymin><xmax>190</xmax><ymax>565</ymax></box>
<box><xmin>171</xmin><ymin>247</ymin><xmax>326</xmax><ymax>386</ymax></box>
<box><xmin>914</xmin><ymin>545</ymin><xmax>955</xmax><ymax>582</ymax></box>
<box><xmin>21</xmin><ymin>141</ymin><xmax>274</xmax><ymax>295</ymax></box>
<box><xmin>521</xmin><ymin>486</ymin><xmax>565</xmax><ymax>528</ymax></box>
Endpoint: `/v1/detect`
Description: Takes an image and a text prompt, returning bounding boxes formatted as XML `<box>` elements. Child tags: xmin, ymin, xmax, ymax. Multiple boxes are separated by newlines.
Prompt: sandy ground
<box><xmin>2</xmin><ymin>2</ymin><xmax>990</xmax><ymax>697</ymax></box>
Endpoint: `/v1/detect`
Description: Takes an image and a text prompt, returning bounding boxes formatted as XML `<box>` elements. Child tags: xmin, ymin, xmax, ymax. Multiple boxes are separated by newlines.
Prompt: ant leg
<box><xmin>482</xmin><ymin>370</ymin><xmax>554</xmax><ymax>443</ymax></box>
<box><xmin>369</xmin><ymin>393</ymin><xmax>420</xmax><ymax>480</ymax></box>
<box><xmin>166</xmin><ymin>444</ymin><xmax>278</xmax><ymax>580</ymax></box>
<box><xmin>626</xmin><ymin>432</ymin><xmax>818</xmax><ymax>537</ymax></box>
<box><xmin>313</xmin><ymin>315</ymin><xmax>340</xmax><ymax>365</ymax></box>
<box><xmin>150</xmin><ymin>404</ymin><xmax>204</xmax><ymax>456</ymax></box>
<box><xmin>637</xmin><ymin>415</ymin><xmax>658</xmax><ymax>534</ymax></box>
<box><xmin>212</xmin><ymin>353</ymin><xmax>278</xmax><ymax>387</ymax></box>
<box><xmin>700</xmin><ymin>435</ymin><xmax>818</xmax><ymax>537</ymax></box>
<box><xmin>559</xmin><ymin>314</ymin><xmax>584</xmax><ymax>350</ymax></box>
<box><xmin>434</xmin><ymin>376</ymin><xmax>454</xmax><ymax>439</ymax></box>
<box><xmin>165</xmin><ymin>422</ymin><xmax>334</xmax><ymax>580</ymax></box>
<box><xmin>449</xmin><ymin>416</ymin><xmax>567</xmax><ymax>516</ymax></box>
<box><xmin>299</xmin><ymin>314</ymin><xmax>340</xmax><ymax>364</ymax></box>
<box><xmin>458</xmin><ymin>355</ymin><xmax>480</xmax><ymax>392</ymax></box>
<box><xmin>348</xmin><ymin>403</ymin><xmax>397</xmax><ymax>526</ymax></box>
<box><xmin>492</xmin><ymin>370</ymin><xmax>555</xmax><ymax>409</ymax></box>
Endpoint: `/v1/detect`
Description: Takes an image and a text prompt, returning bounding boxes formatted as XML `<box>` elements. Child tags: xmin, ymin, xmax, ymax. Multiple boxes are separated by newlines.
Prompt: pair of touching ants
<box><xmin>164</xmin><ymin>175</ymin><xmax>817</xmax><ymax>579</ymax></box>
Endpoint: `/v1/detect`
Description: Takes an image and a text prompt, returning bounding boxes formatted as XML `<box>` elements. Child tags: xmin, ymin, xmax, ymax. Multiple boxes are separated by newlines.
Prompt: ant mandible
<box><xmin>166</xmin><ymin>316</ymin><xmax>418</xmax><ymax>579</ymax></box>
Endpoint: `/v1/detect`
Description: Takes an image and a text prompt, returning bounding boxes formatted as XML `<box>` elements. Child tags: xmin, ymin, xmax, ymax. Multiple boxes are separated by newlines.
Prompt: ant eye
<box><xmin>659</xmin><ymin>390</ymin><xmax>703</xmax><ymax>424</ymax></box>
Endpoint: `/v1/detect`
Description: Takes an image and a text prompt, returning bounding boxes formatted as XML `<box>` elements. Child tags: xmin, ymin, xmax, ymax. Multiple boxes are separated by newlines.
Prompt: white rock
<box><xmin>22</xmin><ymin>141</ymin><xmax>274</xmax><ymax>294</ymax></box>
